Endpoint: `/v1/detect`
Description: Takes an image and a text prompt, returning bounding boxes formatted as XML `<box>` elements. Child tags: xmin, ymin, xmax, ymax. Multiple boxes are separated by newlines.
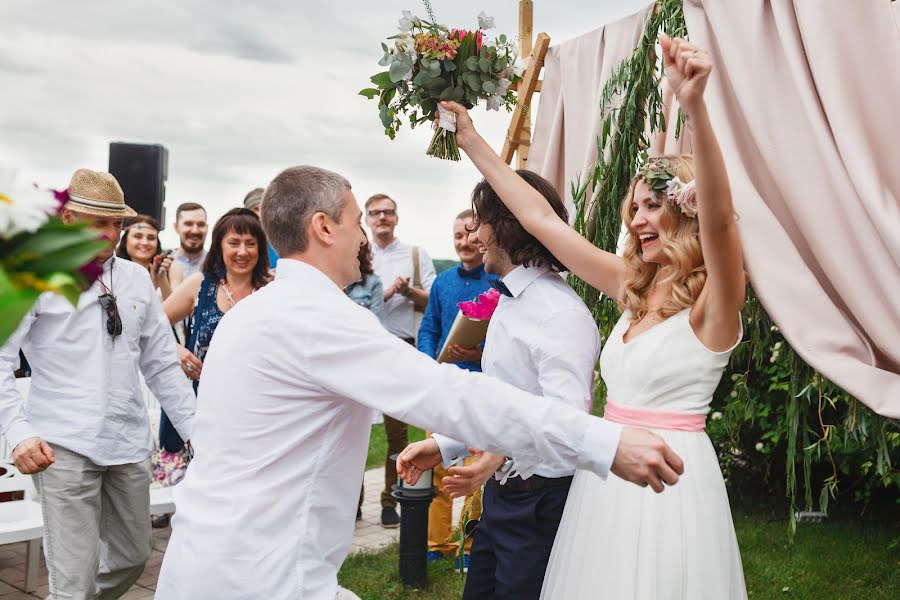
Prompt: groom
<box><xmin>398</xmin><ymin>171</ymin><xmax>600</xmax><ymax>598</ymax></box>
<box><xmin>155</xmin><ymin>165</ymin><xmax>684</xmax><ymax>600</ymax></box>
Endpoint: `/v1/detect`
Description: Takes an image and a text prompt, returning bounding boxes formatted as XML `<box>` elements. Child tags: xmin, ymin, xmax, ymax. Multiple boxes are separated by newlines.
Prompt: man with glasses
<box><xmin>365</xmin><ymin>193</ymin><xmax>436</xmax><ymax>528</ymax></box>
<box><xmin>0</xmin><ymin>169</ymin><xmax>196</xmax><ymax>598</ymax></box>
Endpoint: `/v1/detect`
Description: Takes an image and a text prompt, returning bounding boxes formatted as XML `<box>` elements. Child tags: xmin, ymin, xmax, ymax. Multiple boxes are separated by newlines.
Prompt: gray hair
<box><xmin>261</xmin><ymin>166</ymin><xmax>351</xmax><ymax>256</ymax></box>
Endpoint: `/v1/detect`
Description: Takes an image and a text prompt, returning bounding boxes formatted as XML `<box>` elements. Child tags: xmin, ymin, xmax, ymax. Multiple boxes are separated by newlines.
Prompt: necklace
<box><xmin>220</xmin><ymin>280</ymin><xmax>237</xmax><ymax>308</ymax></box>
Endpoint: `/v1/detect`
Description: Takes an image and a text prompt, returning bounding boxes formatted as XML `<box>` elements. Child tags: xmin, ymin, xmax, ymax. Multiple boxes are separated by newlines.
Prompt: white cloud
<box><xmin>0</xmin><ymin>0</ymin><xmax>649</xmax><ymax>257</ymax></box>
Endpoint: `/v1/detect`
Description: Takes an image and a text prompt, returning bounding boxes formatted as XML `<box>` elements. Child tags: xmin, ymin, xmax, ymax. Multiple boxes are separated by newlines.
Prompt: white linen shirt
<box><xmin>433</xmin><ymin>264</ymin><xmax>602</xmax><ymax>478</ymax></box>
<box><xmin>155</xmin><ymin>259</ymin><xmax>621</xmax><ymax>600</ymax></box>
<box><xmin>372</xmin><ymin>238</ymin><xmax>436</xmax><ymax>338</ymax></box>
<box><xmin>0</xmin><ymin>257</ymin><xmax>195</xmax><ymax>465</ymax></box>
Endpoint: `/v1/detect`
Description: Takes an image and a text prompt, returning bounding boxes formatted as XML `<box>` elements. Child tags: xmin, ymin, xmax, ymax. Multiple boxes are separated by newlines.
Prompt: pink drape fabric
<box><xmin>529</xmin><ymin>1</ymin><xmax>900</xmax><ymax>417</ymax></box>
<box><xmin>529</xmin><ymin>4</ymin><xmax>655</xmax><ymax>220</ymax></box>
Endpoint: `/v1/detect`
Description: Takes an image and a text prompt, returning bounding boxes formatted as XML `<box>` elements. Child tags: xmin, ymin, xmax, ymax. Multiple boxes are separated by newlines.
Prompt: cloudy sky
<box><xmin>1</xmin><ymin>0</ymin><xmax>649</xmax><ymax>258</ymax></box>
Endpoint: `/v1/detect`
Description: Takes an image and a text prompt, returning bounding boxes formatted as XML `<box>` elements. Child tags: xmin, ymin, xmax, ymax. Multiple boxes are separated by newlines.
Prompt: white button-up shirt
<box><xmin>0</xmin><ymin>257</ymin><xmax>195</xmax><ymax>465</ymax></box>
<box><xmin>372</xmin><ymin>239</ymin><xmax>436</xmax><ymax>339</ymax></box>
<box><xmin>155</xmin><ymin>259</ymin><xmax>621</xmax><ymax>600</ymax></box>
<box><xmin>434</xmin><ymin>264</ymin><xmax>603</xmax><ymax>478</ymax></box>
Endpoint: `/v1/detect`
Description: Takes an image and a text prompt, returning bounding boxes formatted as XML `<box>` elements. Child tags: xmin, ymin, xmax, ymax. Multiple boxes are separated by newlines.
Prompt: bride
<box><xmin>439</xmin><ymin>34</ymin><xmax>748</xmax><ymax>598</ymax></box>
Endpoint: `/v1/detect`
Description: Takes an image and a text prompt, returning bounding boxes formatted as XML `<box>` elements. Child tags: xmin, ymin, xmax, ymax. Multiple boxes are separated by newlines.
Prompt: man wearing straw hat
<box><xmin>0</xmin><ymin>169</ymin><xmax>196</xmax><ymax>599</ymax></box>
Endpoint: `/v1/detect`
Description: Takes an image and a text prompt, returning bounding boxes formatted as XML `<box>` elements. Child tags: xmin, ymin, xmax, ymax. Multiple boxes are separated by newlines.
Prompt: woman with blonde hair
<box><xmin>439</xmin><ymin>34</ymin><xmax>747</xmax><ymax>598</ymax></box>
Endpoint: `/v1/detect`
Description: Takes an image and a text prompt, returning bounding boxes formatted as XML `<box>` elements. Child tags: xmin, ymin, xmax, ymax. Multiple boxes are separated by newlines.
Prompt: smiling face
<box><xmin>175</xmin><ymin>208</ymin><xmax>208</xmax><ymax>253</ymax></box>
<box><xmin>124</xmin><ymin>222</ymin><xmax>159</xmax><ymax>266</ymax></box>
<box><xmin>454</xmin><ymin>216</ymin><xmax>481</xmax><ymax>268</ymax></box>
<box><xmin>468</xmin><ymin>218</ymin><xmax>512</xmax><ymax>277</ymax></box>
<box><xmin>334</xmin><ymin>191</ymin><xmax>367</xmax><ymax>286</ymax></box>
<box><xmin>628</xmin><ymin>179</ymin><xmax>670</xmax><ymax>265</ymax></box>
<box><xmin>221</xmin><ymin>227</ymin><xmax>259</xmax><ymax>276</ymax></box>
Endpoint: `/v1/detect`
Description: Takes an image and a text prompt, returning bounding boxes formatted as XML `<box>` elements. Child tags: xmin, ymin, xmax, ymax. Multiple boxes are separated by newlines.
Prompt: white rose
<box><xmin>711</xmin><ymin>411</ymin><xmax>723</xmax><ymax>421</ymax></box>
<box><xmin>755</xmin><ymin>442</ymin><xmax>764</xmax><ymax>451</ymax></box>
<box><xmin>477</xmin><ymin>11</ymin><xmax>495</xmax><ymax>30</ymax></box>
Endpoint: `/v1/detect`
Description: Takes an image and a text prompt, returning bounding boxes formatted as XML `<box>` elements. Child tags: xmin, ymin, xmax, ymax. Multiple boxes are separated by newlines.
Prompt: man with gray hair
<box><xmin>156</xmin><ymin>165</ymin><xmax>684</xmax><ymax>600</ymax></box>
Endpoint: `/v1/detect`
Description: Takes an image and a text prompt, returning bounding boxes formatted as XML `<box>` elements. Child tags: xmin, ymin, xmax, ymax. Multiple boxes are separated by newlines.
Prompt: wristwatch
<box><xmin>496</xmin><ymin>457</ymin><xmax>514</xmax><ymax>476</ymax></box>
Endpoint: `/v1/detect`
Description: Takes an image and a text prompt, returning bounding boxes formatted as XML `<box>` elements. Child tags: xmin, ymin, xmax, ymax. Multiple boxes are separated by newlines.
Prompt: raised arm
<box><xmin>163</xmin><ymin>272</ymin><xmax>202</xmax><ymax>325</ymax></box>
<box><xmin>660</xmin><ymin>35</ymin><xmax>745</xmax><ymax>349</ymax></box>
<box><xmin>440</xmin><ymin>101</ymin><xmax>625</xmax><ymax>300</ymax></box>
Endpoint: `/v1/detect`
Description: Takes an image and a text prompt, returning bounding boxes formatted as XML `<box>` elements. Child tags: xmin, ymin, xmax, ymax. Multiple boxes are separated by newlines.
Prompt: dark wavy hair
<box><xmin>116</xmin><ymin>214</ymin><xmax>163</xmax><ymax>262</ymax></box>
<box><xmin>202</xmin><ymin>208</ymin><xmax>270</xmax><ymax>289</ymax></box>
<box><xmin>358</xmin><ymin>229</ymin><xmax>375</xmax><ymax>276</ymax></box>
<box><xmin>470</xmin><ymin>170</ymin><xmax>568</xmax><ymax>271</ymax></box>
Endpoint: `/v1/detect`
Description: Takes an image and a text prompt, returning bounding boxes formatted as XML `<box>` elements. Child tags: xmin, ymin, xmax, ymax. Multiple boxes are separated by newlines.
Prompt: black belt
<box><xmin>489</xmin><ymin>474</ymin><xmax>573</xmax><ymax>495</ymax></box>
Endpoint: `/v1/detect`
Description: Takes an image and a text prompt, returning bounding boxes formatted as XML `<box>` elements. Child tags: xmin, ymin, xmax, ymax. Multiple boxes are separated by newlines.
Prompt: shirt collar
<box><xmin>372</xmin><ymin>238</ymin><xmax>401</xmax><ymax>254</ymax></box>
<box><xmin>500</xmin><ymin>263</ymin><xmax>551</xmax><ymax>298</ymax></box>
<box><xmin>274</xmin><ymin>258</ymin><xmax>341</xmax><ymax>290</ymax></box>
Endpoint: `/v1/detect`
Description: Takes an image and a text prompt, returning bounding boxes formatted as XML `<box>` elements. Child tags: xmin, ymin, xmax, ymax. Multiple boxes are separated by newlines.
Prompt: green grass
<box><xmin>339</xmin><ymin>508</ymin><xmax>899</xmax><ymax>599</ymax></box>
<box><xmin>366</xmin><ymin>422</ymin><xmax>427</xmax><ymax>469</ymax></box>
<box><xmin>354</xmin><ymin>426</ymin><xmax>898</xmax><ymax>599</ymax></box>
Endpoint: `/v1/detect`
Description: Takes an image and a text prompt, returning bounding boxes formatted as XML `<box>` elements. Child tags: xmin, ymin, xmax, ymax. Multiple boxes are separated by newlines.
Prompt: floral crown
<box><xmin>638</xmin><ymin>157</ymin><xmax>698</xmax><ymax>218</ymax></box>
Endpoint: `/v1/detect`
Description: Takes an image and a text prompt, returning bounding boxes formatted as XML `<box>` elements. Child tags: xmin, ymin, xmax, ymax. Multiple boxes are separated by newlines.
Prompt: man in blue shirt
<box><xmin>416</xmin><ymin>209</ymin><xmax>497</xmax><ymax>567</ymax></box>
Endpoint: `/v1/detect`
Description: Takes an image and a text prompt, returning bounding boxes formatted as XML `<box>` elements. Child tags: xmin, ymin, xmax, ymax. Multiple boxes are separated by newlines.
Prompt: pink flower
<box><xmin>79</xmin><ymin>261</ymin><xmax>103</xmax><ymax>284</ymax></box>
<box><xmin>476</xmin><ymin>30</ymin><xmax>483</xmax><ymax>51</ymax></box>
<box><xmin>52</xmin><ymin>188</ymin><xmax>69</xmax><ymax>215</ymax></box>
<box><xmin>458</xmin><ymin>287</ymin><xmax>501</xmax><ymax>320</ymax></box>
<box><xmin>675</xmin><ymin>180</ymin><xmax>698</xmax><ymax>218</ymax></box>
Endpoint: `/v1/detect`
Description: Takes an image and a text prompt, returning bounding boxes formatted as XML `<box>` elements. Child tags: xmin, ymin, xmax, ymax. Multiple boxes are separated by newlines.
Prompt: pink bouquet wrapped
<box><xmin>457</xmin><ymin>287</ymin><xmax>500</xmax><ymax>320</ymax></box>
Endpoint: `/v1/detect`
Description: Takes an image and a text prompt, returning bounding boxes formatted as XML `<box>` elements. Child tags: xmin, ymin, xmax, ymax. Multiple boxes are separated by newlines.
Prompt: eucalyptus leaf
<box><xmin>478</xmin><ymin>58</ymin><xmax>491</xmax><ymax>73</ymax></box>
<box><xmin>443</xmin><ymin>60</ymin><xmax>456</xmax><ymax>72</ymax></box>
<box><xmin>466</xmin><ymin>57</ymin><xmax>479</xmax><ymax>71</ymax></box>
<box><xmin>359</xmin><ymin>88</ymin><xmax>380</xmax><ymax>99</ymax></box>
<box><xmin>389</xmin><ymin>61</ymin><xmax>411</xmax><ymax>83</ymax></box>
<box><xmin>370</xmin><ymin>71</ymin><xmax>392</xmax><ymax>88</ymax></box>
<box><xmin>481</xmin><ymin>81</ymin><xmax>496</xmax><ymax>94</ymax></box>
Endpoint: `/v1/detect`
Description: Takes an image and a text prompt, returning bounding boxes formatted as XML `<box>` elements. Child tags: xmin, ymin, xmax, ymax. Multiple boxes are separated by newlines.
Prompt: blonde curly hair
<box><xmin>618</xmin><ymin>154</ymin><xmax>706</xmax><ymax>323</ymax></box>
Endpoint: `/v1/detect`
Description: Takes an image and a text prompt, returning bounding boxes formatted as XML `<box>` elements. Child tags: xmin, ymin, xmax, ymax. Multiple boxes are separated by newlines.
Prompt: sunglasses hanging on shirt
<box><xmin>98</xmin><ymin>260</ymin><xmax>123</xmax><ymax>337</ymax></box>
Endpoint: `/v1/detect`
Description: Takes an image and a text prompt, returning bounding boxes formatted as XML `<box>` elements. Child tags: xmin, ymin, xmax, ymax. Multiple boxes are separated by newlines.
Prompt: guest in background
<box><xmin>345</xmin><ymin>231</ymin><xmax>384</xmax><ymax>521</ymax></box>
<box><xmin>172</xmin><ymin>202</ymin><xmax>209</xmax><ymax>278</ymax></box>
<box><xmin>366</xmin><ymin>192</ymin><xmax>436</xmax><ymax>528</ymax></box>
<box><xmin>245</xmin><ymin>187</ymin><xmax>279</xmax><ymax>269</ymax></box>
<box><xmin>416</xmin><ymin>208</ymin><xmax>497</xmax><ymax>569</ymax></box>
<box><xmin>153</xmin><ymin>208</ymin><xmax>269</xmax><ymax>526</ymax></box>
<box><xmin>116</xmin><ymin>214</ymin><xmax>183</xmax><ymax>300</ymax></box>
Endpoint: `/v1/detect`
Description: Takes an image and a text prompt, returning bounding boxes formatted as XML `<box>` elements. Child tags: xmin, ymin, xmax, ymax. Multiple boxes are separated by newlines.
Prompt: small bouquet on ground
<box><xmin>0</xmin><ymin>169</ymin><xmax>107</xmax><ymax>345</ymax></box>
<box><xmin>360</xmin><ymin>6</ymin><xmax>523</xmax><ymax>160</ymax></box>
<box><xmin>437</xmin><ymin>288</ymin><xmax>501</xmax><ymax>363</ymax></box>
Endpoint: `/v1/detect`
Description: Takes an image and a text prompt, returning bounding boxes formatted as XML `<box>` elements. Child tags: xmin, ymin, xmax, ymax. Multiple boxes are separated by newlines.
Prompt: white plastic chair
<box><xmin>0</xmin><ymin>461</ymin><xmax>43</xmax><ymax>592</ymax></box>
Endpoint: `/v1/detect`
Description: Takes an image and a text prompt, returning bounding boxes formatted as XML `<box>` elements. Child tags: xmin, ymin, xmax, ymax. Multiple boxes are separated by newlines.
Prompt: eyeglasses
<box><xmin>98</xmin><ymin>293</ymin><xmax>123</xmax><ymax>337</ymax></box>
<box><xmin>367</xmin><ymin>209</ymin><xmax>397</xmax><ymax>218</ymax></box>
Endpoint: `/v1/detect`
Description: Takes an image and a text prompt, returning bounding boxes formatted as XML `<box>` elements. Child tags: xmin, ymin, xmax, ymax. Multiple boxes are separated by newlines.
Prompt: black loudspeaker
<box><xmin>108</xmin><ymin>142</ymin><xmax>168</xmax><ymax>229</ymax></box>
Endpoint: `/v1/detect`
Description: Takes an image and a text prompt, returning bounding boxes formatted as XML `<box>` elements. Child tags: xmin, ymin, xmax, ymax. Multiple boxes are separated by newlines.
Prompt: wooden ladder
<box><xmin>501</xmin><ymin>31</ymin><xmax>550</xmax><ymax>169</ymax></box>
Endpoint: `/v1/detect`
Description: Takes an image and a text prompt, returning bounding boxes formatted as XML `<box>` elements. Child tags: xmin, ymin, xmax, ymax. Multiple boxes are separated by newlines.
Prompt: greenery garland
<box><xmin>570</xmin><ymin>0</ymin><xmax>898</xmax><ymax>534</ymax></box>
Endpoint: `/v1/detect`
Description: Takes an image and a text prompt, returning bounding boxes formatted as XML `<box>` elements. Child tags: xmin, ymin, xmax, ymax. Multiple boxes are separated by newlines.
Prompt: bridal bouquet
<box><xmin>360</xmin><ymin>7</ymin><xmax>522</xmax><ymax>160</ymax></box>
<box><xmin>457</xmin><ymin>287</ymin><xmax>500</xmax><ymax>320</ymax></box>
<box><xmin>0</xmin><ymin>170</ymin><xmax>107</xmax><ymax>345</ymax></box>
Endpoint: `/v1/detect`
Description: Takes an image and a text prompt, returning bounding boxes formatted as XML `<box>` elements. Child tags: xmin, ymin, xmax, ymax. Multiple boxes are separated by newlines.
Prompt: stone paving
<box><xmin>0</xmin><ymin>466</ymin><xmax>460</xmax><ymax>596</ymax></box>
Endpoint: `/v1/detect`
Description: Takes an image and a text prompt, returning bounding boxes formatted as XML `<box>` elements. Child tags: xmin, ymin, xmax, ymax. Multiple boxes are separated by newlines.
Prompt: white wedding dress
<box><xmin>541</xmin><ymin>308</ymin><xmax>748</xmax><ymax>599</ymax></box>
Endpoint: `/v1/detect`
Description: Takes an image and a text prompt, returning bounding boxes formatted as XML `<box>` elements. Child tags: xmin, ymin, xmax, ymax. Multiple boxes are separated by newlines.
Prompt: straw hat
<box><xmin>64</xmin><ymin>168</ymin><xmax>136</xmax><ymax>217</ymax></box>
<box><xmin>243</xmin><ymin>187</ymin><xmax>265</xmax><ymax>210</ymax></box>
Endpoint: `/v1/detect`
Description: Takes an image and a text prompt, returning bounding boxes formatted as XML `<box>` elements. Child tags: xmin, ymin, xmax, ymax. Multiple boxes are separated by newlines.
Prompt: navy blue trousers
<box><xmin>462</xmin><ymin>477</ymin><xmax>571</xmax><ymax>600</ymax></box>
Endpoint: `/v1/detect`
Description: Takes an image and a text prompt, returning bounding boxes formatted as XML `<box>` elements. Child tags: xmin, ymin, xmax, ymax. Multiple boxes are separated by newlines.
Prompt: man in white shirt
<box><xmin>155</xmin><ymin>165</ymin><xmax>684</xmax><ymax>600</ymax></box>
<box><xmin>0</xmin><ymin>169</ymin><xmax>196</xmax><ymax>598</ymax></box>
<box><xmin>365</xmin><ymin>193</ymin><xmax>436</xmax><ymax>528</ymax></box>
<box><xmin>400</xmin><ymin>171</ymin><xmax>598</xmax><ymax>598</ymax></box>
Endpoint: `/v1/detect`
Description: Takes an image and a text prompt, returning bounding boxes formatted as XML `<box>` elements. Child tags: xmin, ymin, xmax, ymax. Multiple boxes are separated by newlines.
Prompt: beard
<box><xmin>181</xmin><ymin>237</ymin><xmax>204</xmax><ymax>253</ymax></box>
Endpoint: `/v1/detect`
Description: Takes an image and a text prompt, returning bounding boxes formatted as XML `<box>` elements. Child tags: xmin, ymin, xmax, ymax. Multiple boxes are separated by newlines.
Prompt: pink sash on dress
<box><xmin>604</xmin><ymin>400</ymin><xmax>706</xmax><ymax>432</ymax></box>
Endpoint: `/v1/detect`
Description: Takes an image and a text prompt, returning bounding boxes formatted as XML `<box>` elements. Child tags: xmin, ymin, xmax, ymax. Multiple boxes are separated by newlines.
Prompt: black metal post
<box><xmin>391</xmin><ymin>483</ymin><xmax>436</xmax><ymax>589</ymax></box>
